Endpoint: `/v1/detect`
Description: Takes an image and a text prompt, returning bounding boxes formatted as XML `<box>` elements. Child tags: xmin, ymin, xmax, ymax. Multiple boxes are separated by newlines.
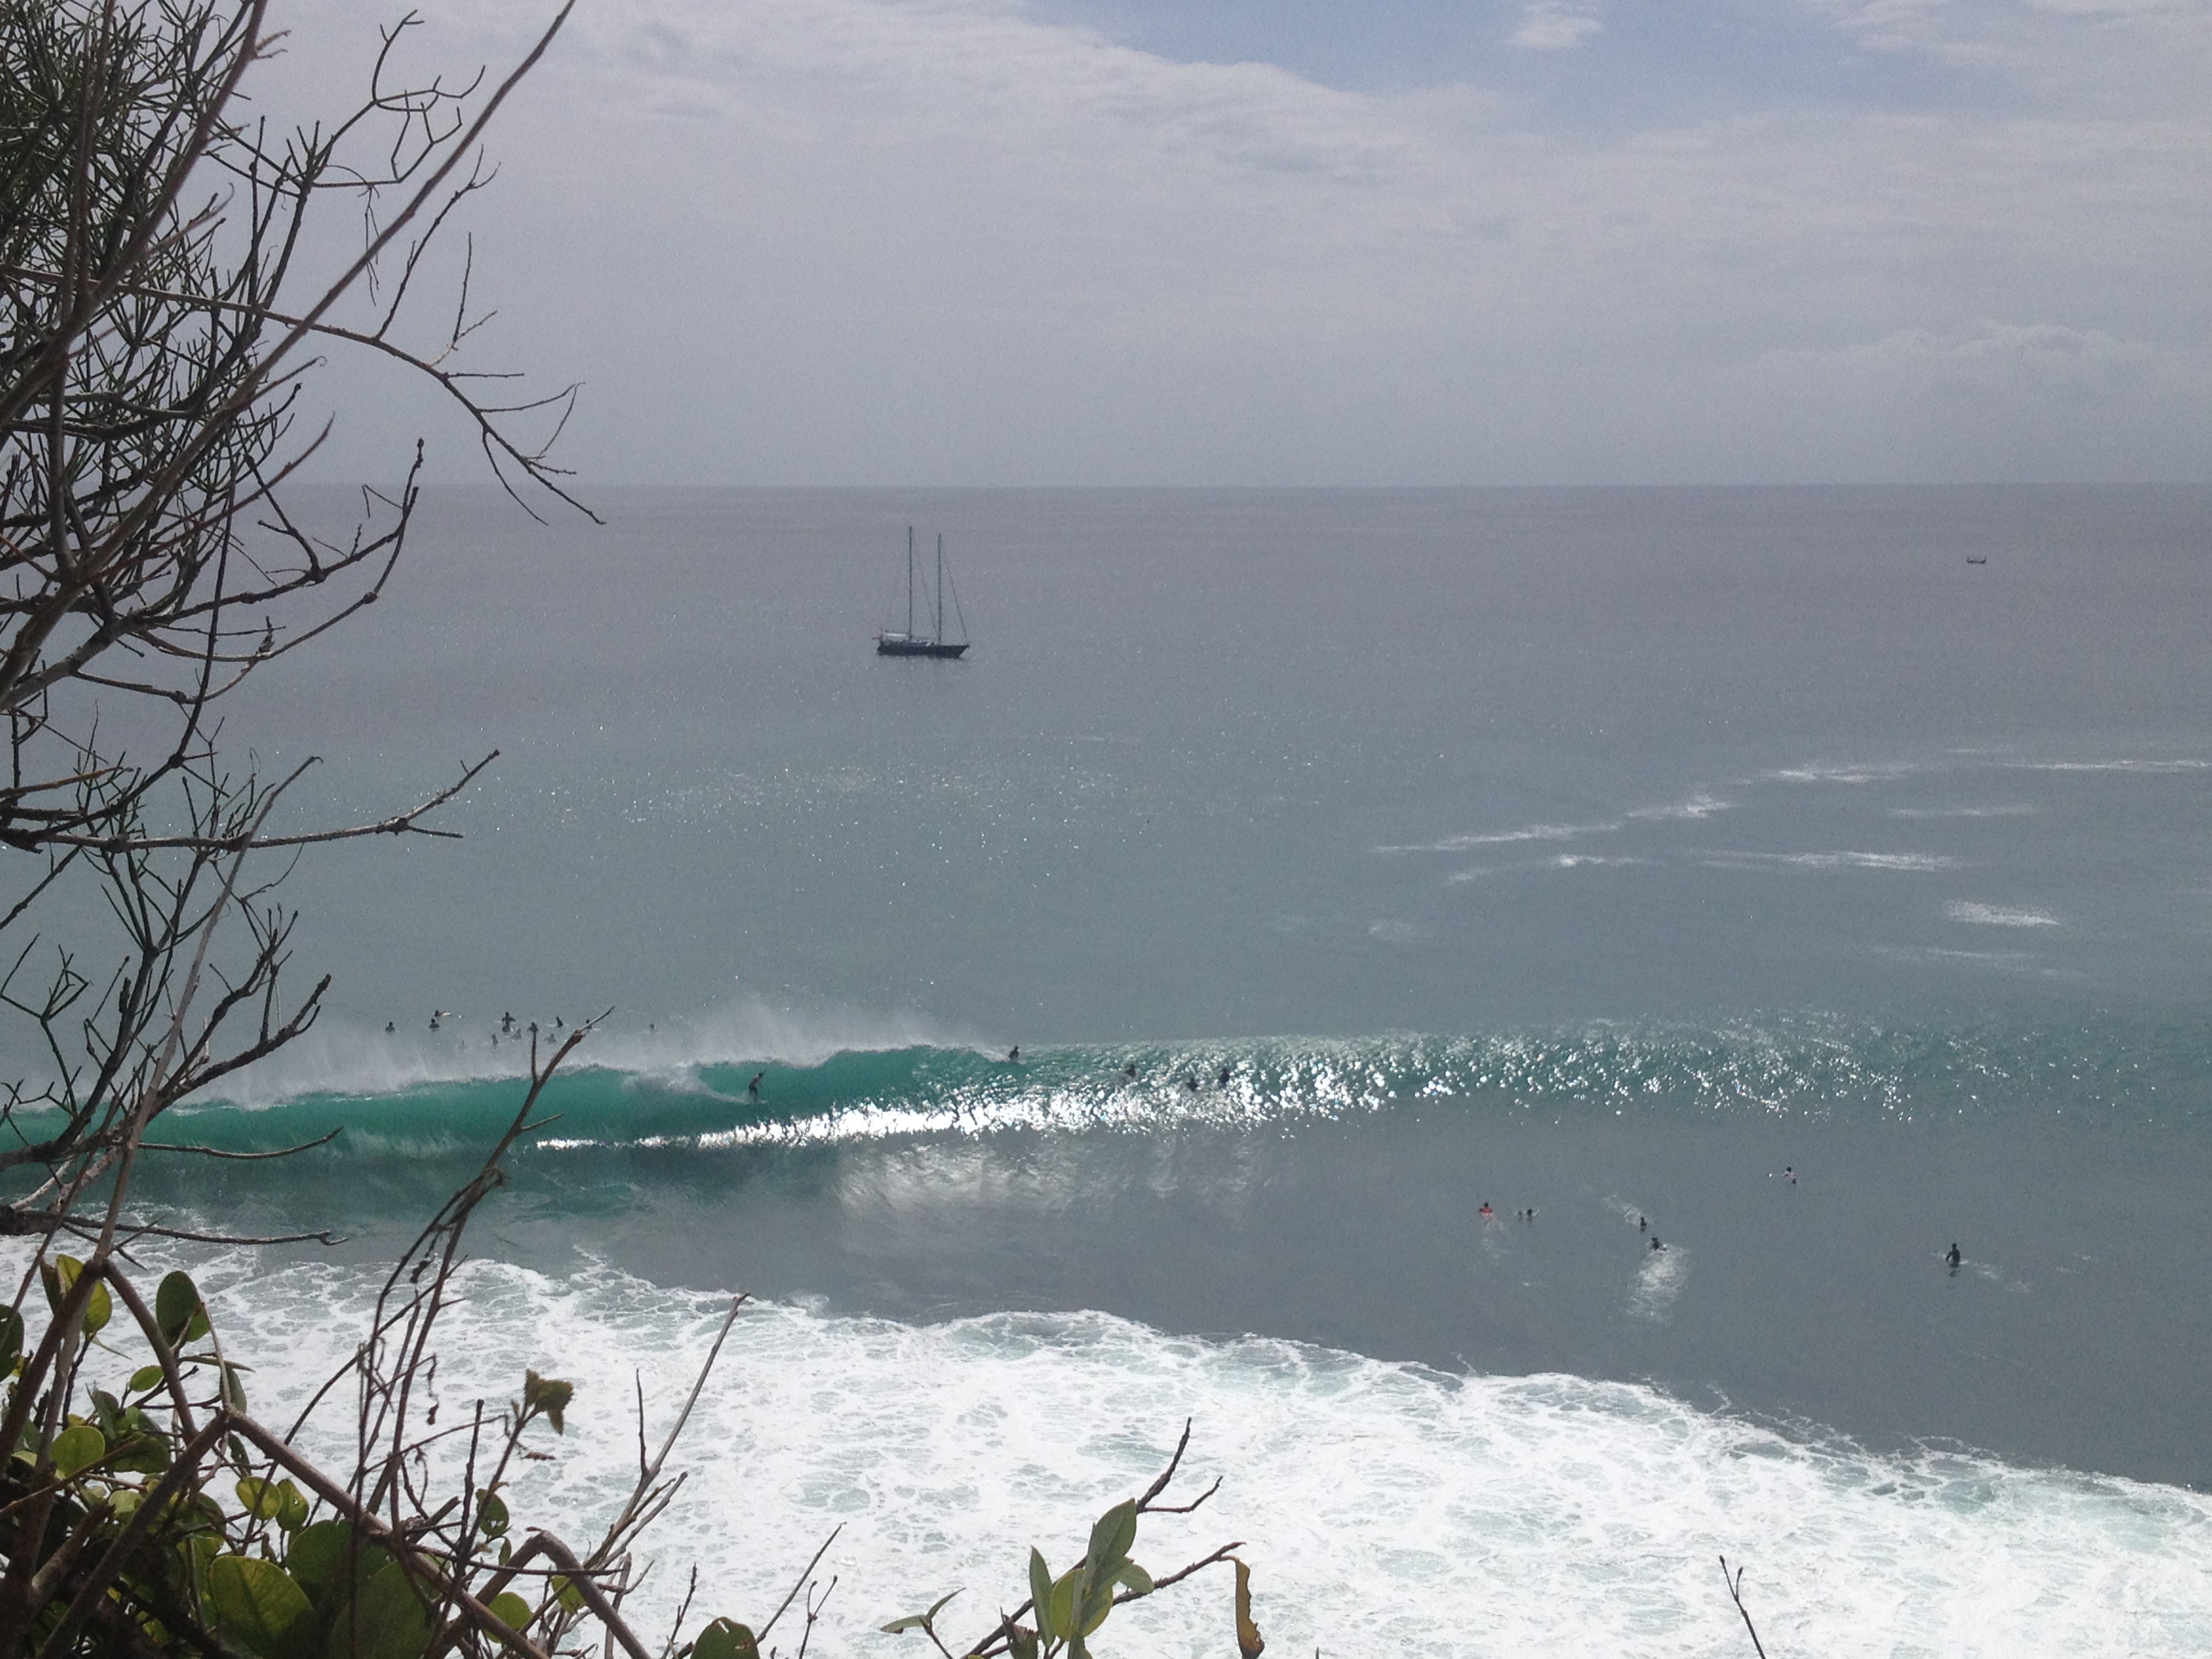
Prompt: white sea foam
<box><xmin>1629</xmin><ymin>1242</ymin><xmax>1687</xmax><ymax>1321</ymax></box>
<box><xmin>1890</xmin><ymin>804</ymin><xmax>2041</xmax><ymax>819</ymax></box>
<box><xmin>2000</xmin><ymin>758</ymin><xmax>2212</xmax><ymax>775</ymax></box>
<box><xmin>1629</xmin><ymin>794</ymin><xmax>1734</xmax><ymax>821</ymax></box>
<box><xmin>1697</xmin><ymin>851</ymin><xmax>1959</xmax><ymax>872</ymax></box>
<box><xmin>105</xmin><ymin>1252</ymin><xmax>2212</xmax><ymax>1658</ymax></box>
<box><xmin>1765</xmin><ymin>762</ymin><xmax>1919</xmax><ymax>785</ymax></box>
<box><xmin>1945</xmin><ymin>902</ymin><xmax>2061</xmax><ymax>928</ymax></box>
<box><xmin>1376</xmin><ymin>821</ymin><xmax>1620</xmax><ymax>854</ymax></box>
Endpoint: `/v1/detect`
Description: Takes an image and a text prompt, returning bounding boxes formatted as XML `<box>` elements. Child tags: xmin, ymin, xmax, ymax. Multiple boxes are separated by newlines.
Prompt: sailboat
<box><xmin>876</xmin><ymin>527</ymin><xmax>970</xmax><ymax>658</ymax></box>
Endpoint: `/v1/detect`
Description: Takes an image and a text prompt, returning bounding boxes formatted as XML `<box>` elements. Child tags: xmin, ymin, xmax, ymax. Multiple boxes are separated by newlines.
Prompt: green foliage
<box><xmin>890</xmin><ymin>1490</ymin><xmax>1223</xmax><ymax>1659</ymax></box>
<box><xmin>159</xmin><ymin>1269</ymin><xmax>213</xmax><ymax>1346</ymax></box>
<box><xmin>49</xmin><ymin>1421</ymin><xmax>105</xmax><ymax>1479</ymax></box>
<box><xmin>880</xmin><ymin>1590</ymin><xmax>960</xmax><ymax>1636</ymax></box>
<box><xmin>522</xmin><ymin>1370</ymin><xmax>573</xmax><ymax>1435</ymax></box>
<box><xmin>41</xmin><ymin>1254</ymin><xmax>113</xmax><ymax>1336</ymax></box>
<box><xmin>330</xmin><ymin>1560</ymin><xmax>434</xmax><ymax>1659</ymax></box>
<box><xmin>285</xmin><ymin>1521</ymin><xmax>354</xmax><ymax>1605</ymax></box>
<box><xmin>208</xmin><ymin>1556</ymin><xmax>320</xmax><ymax>1659</ymax></box>
<box><xmin>239</xmin><ymin>1476</ymin><xmax>311</xmax><ymax>1532</ymax></box>
<box><xmin>691</xmin><ymin>1616</ymin><xmax>762</xmax><ymax>1659</ymax></box>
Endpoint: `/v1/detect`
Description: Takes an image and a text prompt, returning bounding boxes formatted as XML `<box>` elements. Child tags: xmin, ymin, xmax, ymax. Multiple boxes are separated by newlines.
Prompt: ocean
<box><xmin>26</xmin><ymin>485</ymin><xmax>2212</xmax><ymax>1654</ymax></box>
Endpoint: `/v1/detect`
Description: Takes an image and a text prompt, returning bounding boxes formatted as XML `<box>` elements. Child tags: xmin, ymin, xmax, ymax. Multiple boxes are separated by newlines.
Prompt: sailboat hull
<box><xmin>876</xmin><ymin>636</ymin><xmax>968</xmax><ymax>659</ymax></box>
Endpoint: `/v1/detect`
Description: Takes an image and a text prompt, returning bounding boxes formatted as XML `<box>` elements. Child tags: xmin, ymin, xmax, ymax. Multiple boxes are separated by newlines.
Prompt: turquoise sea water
<box><xmin>14</xmin><ymin>486</ymin><xmax>2212</xmax><ymax>1652</ymax></box>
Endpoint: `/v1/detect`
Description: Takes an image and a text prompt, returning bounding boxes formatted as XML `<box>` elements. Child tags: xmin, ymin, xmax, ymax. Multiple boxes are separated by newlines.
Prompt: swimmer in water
<box><xmin>1638</xmin><ymin>1215</ymin><xmax>1647</xmax><ymax>1232</ymax></box>
<box><xmin>1946</xmin><ymin>1242</ymin><xmax>1962</xmax><ymax>1273</ymax></box>
<box><xmin>1124</xmin><ymin>1061</ymin><xmax>1139</xmax><ymax>1080</ymax></box>
<box><xmin>385</xmin><ymin>1021</ymin><xmax>395</xmax><ymax>1034</ymax></box>
<box><xmin>1478</xmin><ymin>1202</ymin><xmax>1494</xmax><ymax>1218</ymax></box>
<box><xmin>1217</xmin><ymin>1066</ymin><xmax>1233</xmax><ymax>1088</ymax></box>
<box><xmin>1007</xmin><ymin>1046</ymin><xmax>1019</xmax><ymax>1062</ymax></box>
<box><xmin>1650</xmin><ymin>1236</ymin><xmax>1664</xmax><ymax>1251</ymax></box>
<box><xmin>747</xmin><ymin>1071</ymin><xmax>764</xmax><ymax>1100</ymax></box>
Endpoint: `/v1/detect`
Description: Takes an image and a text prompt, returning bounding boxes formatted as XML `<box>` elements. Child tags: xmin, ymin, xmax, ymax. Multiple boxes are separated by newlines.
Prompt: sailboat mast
<box><xmin>906</xmin><ymin>526</ymin><xmax>916</xmax><ymax>636</ymax></box>
<box><xmin>935</xmin><ymin>535</ymin><xmax>945</xmax><ymax>645</ymax></box>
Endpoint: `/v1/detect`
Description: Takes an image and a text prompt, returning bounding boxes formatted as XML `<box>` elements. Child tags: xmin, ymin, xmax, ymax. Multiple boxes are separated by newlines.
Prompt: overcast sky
<box><xmin>270</xmin><ymin>0</ymin><xmax>2212</xmax><ymax>486</ymax></box>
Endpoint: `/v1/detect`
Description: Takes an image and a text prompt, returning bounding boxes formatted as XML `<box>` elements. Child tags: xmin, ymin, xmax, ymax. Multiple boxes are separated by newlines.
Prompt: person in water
<box><xmin>384</xmin><ymin>1021</ymin><xmax>395</xmax><ymax>1034</ymax></box>
<box><xmin>1217</xmin><ymin>1066</ymin><xmax>1233</xmax><ymax>1088</ymax></box>
<box><xmin>1638</xmin><ymin>1215</ymin><xmax>1647</xmax><ymax>1232</ymax></box>
<box><xmin>1007</xmin><ymin>1046</ymin><xmax>1020</xmax><ymax>1062</ymax></box>
<box><xmin>1123</xmin><ymin>1061</ymin><xmax>1139</xmax><ymax>1080</ymax></box>
<box><xmin>1478</xmin><ymin>1202</ymin><xmax>1494</xmax><ymax>1218</ymax></box>
<box><xmin>1650</xmin><ymin>1236</ymin><xmax>1664</xmax><ymax>1251</ymax></box>
<box><xmin>1946</xmin><ymin>1242</ymin><xmax>1963</xmax><ymax>1272</ymax></box>
<box><xmin>747</xmin><ymin>1071</ymin><xmax>764</xmax><ymax>1099</ymax></box>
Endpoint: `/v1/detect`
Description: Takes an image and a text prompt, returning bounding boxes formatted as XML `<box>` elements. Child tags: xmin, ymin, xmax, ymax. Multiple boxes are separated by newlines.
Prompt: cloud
<box><xmin>1767</xmin><ymin>321</ymin><xmax>2157</xmax><ymax>399</ymax></box>
<box><xmin>1512</xmin><ymin>6</ymin><xmax>1603</xmax><ymax>51</ymax></box>
<box><xmin>262</xmin><ymin>0</ymin><xmax>2212</xmax><ymax>486</ymax></box>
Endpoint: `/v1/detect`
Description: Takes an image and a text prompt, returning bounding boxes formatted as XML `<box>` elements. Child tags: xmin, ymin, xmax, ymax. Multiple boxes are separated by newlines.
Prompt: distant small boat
<box><xmin>877</xmin><ymin>527</ymin><xmax>968</xmax><ymax>659</ymax></box>
<box><xmin>1965</xmin><ymin>556</ymin><xmax>1988</xmax><ymax>565</ymax></box>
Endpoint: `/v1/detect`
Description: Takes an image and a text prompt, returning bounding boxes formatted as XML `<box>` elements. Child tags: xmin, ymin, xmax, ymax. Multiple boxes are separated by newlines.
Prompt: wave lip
<box><xmin>138</xmin><ymin>1014</ymin><xmax>2212</xmax><ymax>1162</ymax></box>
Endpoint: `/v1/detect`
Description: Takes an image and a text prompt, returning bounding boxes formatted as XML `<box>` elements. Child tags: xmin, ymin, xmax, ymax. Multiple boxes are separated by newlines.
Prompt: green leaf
<box><xmin>207</xmin><ymin>1555</ymin><xmax>318</xmax><ymax>1659</ymax></box>
<box><xmin>691</xmin><ymin>1618</ymin><xmax>760</xmax><ymax>1659</ymax></box>
<box><xmin>284</xmin><ymin>1521</ymin><xmax>352</xmax><ymax>1605</ymax></box>
<box><xmin>1115</xmin><ymin>1561</ymin><xmax>1153</xmax><ymax>1597</ymax></box>
<box><xmin>1083</xmin><ymin>1499</ymin><xmax>1139</xmax><ymax>1581</ymax></box>
<box><xmin>129</xmin><ymin>1364</ymin><xmax>167</xmax><ymax>1395</ymax></box>
<box><xmin>1009</xmin><ymin>1628</ymin><xmax>1038</xmax><ymax>1659</ymax></box>
<box><xmin>522</xmin><ymin>1370</ymin><xmax>572</xmax><ymax>1435</ymax></box>
<box><xmin>1046</xmin><ymin>1568</ymin><xmax>1081</xmax><ymax>1645</ymax></box>
<box><xmin>0</xmin><ymin>1305</ymin><xmax>22</xmax><ymax>1374</ymax></box>
<box><xmin>880</xmin><ymin>1590</ymin><xmax>961</xmax><ymax>1635</ymax></box>
<box><xmin>486</xmin><ymin>1592</ymin><xmax>532</xmax><ymax>1637</ymax></box>
<box><xmin>51</xmin><ymin>1422</ymin><xmax>106</xmax><ymax>1479</ymax></box>
<box><xmin>552</xmin><ymin>1576</ymin><xmax>584</xmax><ymax>1616</ymax></box>
<box><xmin>106</xmin><ymin>1426</ymin><xmax>171</xmax><ymax>1475</ymax></box>
<box><xmin>327</xmin><ymin>1559</ymin><xmax>431</xmax><ymax>1659</ymax></box>
<box><xmin>221</xmin><ymin>1363</ymin><xmax>249</xmax><ymax>1412</ymax></box>
<box><xmin>239</xmin><ymin>1477</ymin><xmax>286</xmax><ymax>1521</ymax></box>
<box><xmin>1076</xmin><ymin>1582</ymin><xmax>1114</xmax><ymax>1639</ymax></box>
<box><xmin>276</xmin><ymin>1479</ymin><xmax>310</xmax><ymax>1532</ymax></box>
<box><xmin>474</xmin><ymin>1490</ymin><xmax>509</xmax><ymax>1540</ymax></box>
<box><xmin>1027</xmin><ymin>1549</ymin><xmax>1053</xmax><ymax>1635</ymax></box>
<box><xmin>41</xmin><ymin>1256</ymin><xmax>110</xmax><ymax>1336</ymax></box>
<box><xmin>157</xmin><ymin>1270</ymin><xmax>211</xmax><ymax>1345</ymax></box>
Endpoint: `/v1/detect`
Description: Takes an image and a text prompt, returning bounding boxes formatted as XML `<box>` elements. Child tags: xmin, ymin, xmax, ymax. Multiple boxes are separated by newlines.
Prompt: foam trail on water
<box><xmin>142</xmin><ymin>1252</ymin><xmax>2212</xmax><ymax>1658</ymax></box>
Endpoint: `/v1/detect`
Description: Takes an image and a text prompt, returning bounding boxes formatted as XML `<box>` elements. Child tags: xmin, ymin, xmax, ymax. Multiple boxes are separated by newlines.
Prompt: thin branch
<box><xmin>138</xmin><ymin>1124</ymin><xmax>343</xmax><ymax>1159</ymax></box>
<box><xmin>1719</xmin><ymin>1556</ymin><xmax>1771</xmax><ymax>1659</ymax></box>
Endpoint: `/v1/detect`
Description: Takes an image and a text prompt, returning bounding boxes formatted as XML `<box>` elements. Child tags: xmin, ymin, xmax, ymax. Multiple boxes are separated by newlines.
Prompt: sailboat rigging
<box><xmin>876</xmin><ymin>527</ymin><xmax>970</xmax><ymax>658</ymax></box>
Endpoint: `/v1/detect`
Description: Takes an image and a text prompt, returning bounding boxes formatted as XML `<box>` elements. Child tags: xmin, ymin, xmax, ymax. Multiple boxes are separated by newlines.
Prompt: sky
<box><xmin>262</xmin><ymin>0</ymin><xmax>2212</xmax><ymax>486</ymax></box>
